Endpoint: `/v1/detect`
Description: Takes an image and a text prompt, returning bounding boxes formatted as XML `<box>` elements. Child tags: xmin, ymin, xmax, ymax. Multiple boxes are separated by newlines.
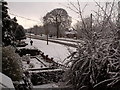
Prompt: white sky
<box><xmin>6</xmin><ymin>0</ymin><xmax>118</xmax><ymax>29</ymax></box>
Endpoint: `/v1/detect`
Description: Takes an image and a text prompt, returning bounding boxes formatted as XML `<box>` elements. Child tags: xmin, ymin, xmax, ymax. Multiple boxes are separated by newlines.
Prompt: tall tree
<box><xmin>1</xmin><ymin>1</ymin><xmax>26</xmax><ymax>46</ymax></box>
<box><xmin>14</xmin><ymin>24</ymin><xmax>26</xmax><ymax>41</ymax></box>
<box><xmin>1</xmin><ymin>1</ymin><xmax>12</xmax><ymax>46</ymax></box>
<box><xmin>74</xmin><ymin>16</ymin><xmax>93</xmax><ymax>39</ymax></box>
<box><xmin>43</xmin><ymin>8</ymin><xmax>72</xmax><ymax>38</ymax></box>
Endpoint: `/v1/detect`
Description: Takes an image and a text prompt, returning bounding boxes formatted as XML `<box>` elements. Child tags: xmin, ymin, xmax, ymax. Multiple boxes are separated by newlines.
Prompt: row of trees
<box><xmin>26</xmin><ymin>8</ymin><xmax>72</xmax><ymax>38</ymax></box>
<box><xmin>26</xmin><ymin>25</ymin><xmax>45</xmax><ymax>35</ymax></box>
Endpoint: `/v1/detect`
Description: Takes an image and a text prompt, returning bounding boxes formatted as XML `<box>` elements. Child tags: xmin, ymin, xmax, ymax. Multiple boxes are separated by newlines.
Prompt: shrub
<box><xmin>64</xmin><ymin>32</ymin><xmax>120</xmax><ymax>90</ymax></box>
<box><xmin>2</xmin><ymin>46</ymin><xmax>23</xmax><ymax>81</ymax></box>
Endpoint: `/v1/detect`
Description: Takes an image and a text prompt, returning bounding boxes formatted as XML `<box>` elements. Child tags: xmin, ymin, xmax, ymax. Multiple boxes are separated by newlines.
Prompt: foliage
<box><xmin>64</xmin><ymin>1</ymin><xmax>120</xmax><ymax>89</ymax></box>
<box><xmin>15</xmin><ymin>24</ymin><xmax>26</xmax><ymax>40</ymax></box>
<box><xmin>2</xmin><ymin>46</ymin><xmax>23</xmax><ymax>81</ymax></box>
<box><xmin>64</xmin><ymin>31</ymin><xmax>120</xmax><ymax>90</ymax></box>
<box><xmin>25</xmin><ymin>25</ymin><xmax>45</xmax><ymax>36</ymax></box>
<box><xmin>72</xmin><ymin>1</ymin><xmax>117</xmax><ymax>40</ymax></box>
<box><xmin>43</xmin><ymin>8</ymin><xmax>72</xmax><ymax>38</ymax></box>
<box><xmin>1</xmin><ymin>1</ymin><xmax>13</xmax><ymax>46</ymax></box>
<box><xmin>1</xmin><ymin>1</ymin><xmax>26</xmax><ymax>46</ymax></box>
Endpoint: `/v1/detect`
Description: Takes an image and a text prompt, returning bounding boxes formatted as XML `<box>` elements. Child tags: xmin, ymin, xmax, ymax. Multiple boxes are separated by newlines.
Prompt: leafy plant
<box><xmin>64</xmin><ymin>32</ymin><xmax>120</xmax><ymax>90</ymax></box>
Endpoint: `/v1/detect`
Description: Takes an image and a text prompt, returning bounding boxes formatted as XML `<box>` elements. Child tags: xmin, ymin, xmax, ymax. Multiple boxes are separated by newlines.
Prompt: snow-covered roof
<box><xmin>65</xmin><ymin>31</ymin><xmax>77</xmax><ymax>35</ymax></box>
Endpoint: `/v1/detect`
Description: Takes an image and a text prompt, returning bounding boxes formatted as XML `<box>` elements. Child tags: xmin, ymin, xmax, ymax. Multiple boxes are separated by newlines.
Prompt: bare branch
<box><xmin>69</xmin><ymin>1</ymin><xmax>79</xmax><ymax>12</ymax></box>
<box><xmin>59</xmin><ymin>3</ymin><xmax>79</xmax><ymax>14</ymax></box>
<box><xmin>94</xmin><ymin>0</ymin><xmax>115</xmax><ymax>33</ymax></box>
<box><xmin>81</xmin><ymin>3</ymin><xmax>88</xmax><ymax>13</ymax></box>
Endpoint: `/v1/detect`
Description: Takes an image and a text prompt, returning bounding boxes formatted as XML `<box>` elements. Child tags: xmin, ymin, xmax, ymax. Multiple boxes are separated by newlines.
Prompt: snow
<box><xmin>65</xmin><ymin>30</ymin><xmax>77</xmax><ymax>34</ymax></box>
<box><xmin>22</xmin><ymin>57</ymin><xmax>51</xmax><ymax>70</ymax></box>
<box><xmin>33</xmin><ymin>83</ymin><xmax>58</xmax><ymax>88</ymax></box>
<box><xmin>29</xmin><ymin>68</ymin><xmax>63</xmax><ymax>73</ymax></box>
<box><xmin>17</xmin><ymin>44</ymin><xmax>37</xmax><ymax>50</ymax></box>
<box><xmin>30</xmin><ymin>58</ymin><xmax>47</xmax><ymax>68</ymax></box>
<box><xmin>25</xmin><ymin>38</ymin><xmax>76</xmax><ymax>65</ymax></box>
<box><xmin>55</xmin><ymin>38</ymin><xmax>85</xmax><ymax>43</ymax></box>
<box><xmin>0</xmin><ymin>72</ymin><xmax>15</xmax><ymax>89</ymax></box>
<box><xmin>49</xmin><ymin>38</ymin><xmax>78</xmax><ymax>45</ymax></box>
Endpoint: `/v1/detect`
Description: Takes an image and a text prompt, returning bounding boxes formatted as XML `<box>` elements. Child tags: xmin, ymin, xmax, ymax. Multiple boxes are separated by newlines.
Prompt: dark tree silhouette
<box><xmin>1</xmin><ymin>1</ymin><xmax>13</xmax><ymax>46</ymax></box>
<box><xmin>1</xmin><ymin>1</ymin><xmax>26</xmax><ymax>46</ymax></box>
<box><xmin>15</xmin><ymin>24</ymin><xmax>26</xmax><ymax>41</ymax></box>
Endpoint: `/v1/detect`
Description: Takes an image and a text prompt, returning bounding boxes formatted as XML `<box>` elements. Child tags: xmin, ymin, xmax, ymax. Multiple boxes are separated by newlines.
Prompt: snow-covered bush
<box><xmin>2</xmin><ymin>46</ymin><xmax>23</xmax><ymax>81</ymax></box>
<box><xmin>64</xmin><ymin>31</ymin><xmax>120</xmax><ymax>90</ymax></box>
<box><xmin>29</xmin><ymin>63</ymin><xmax>35</xmax><ymax>68</ymax></box>
<box><xmin>22</xmin><ymin>54</ymin><xmax>30</xmax><ymax>62</ymax></box>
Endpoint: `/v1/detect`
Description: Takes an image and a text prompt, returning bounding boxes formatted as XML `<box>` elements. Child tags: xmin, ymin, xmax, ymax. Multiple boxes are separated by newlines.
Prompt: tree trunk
<box><xmin>56</xmin><ymin>24</ymin><xmax>59</xmax><ymax>38</ymax></box>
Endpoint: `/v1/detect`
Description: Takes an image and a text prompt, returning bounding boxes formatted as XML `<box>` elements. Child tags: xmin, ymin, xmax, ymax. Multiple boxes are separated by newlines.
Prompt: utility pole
<box><xmin>90</xmin><ymin>13</ymin><xmax>93</xmax><ymax>32</ymax></box>
<box><xmin>30</xmin><ymin>28</ymin><xmax>32</xmax><ymax>40</ymax></box>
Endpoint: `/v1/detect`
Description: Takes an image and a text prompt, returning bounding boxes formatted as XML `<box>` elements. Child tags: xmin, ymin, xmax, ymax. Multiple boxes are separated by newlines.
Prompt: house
<box><xmin>65</xmin><ymin>28</ymin><xmax>77</xmax><ymax>38</ymax></box>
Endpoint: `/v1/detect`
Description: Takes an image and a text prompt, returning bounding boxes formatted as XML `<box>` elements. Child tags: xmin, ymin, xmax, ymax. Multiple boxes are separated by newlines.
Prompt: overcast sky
<box><xmin>7</xmin><ymin>0</ymin><xmax>118</xmax><ymax>29</ymax></box>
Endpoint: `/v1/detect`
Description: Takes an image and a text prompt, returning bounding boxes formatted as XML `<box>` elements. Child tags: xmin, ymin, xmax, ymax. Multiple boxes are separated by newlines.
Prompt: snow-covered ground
<box><xmin>33</xmin><ymin>83</ymin><xmax>58</xmax><ymax>88</ymax></box>
<box><xmin>52</xmin><ymin>37</ymin><xmax>82</xmax><ymax>42</ymax></box>
<box><xmin>49</xmin><ymin>38</ymin><xmax>78</xmax><ymax>45</ymax></box>
<box><xmin>24</xmin><ymin>38</ymin><xmax>76</xmax><ymax>65</ymax></box>
<box><xmin>22</xmin><ymin>57</ymin><xmax>52</xmax><ymax>70</ymax></box>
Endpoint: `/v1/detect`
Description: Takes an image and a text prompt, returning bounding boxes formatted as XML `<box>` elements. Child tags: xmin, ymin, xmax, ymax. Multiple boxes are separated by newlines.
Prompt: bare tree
<box><xmin>43</xmin><ymin>8</ymin><xmax>71</xmax><ymax>38</ymax></box>
<box><xmin>93</xmin><ymin>0</ymin><xmax>117</xmax><ymax>38</ymax></box>
<box><xmin>65</xmin><ymin>0</ymin><xmax>117</xmax><ymax>41</ymax></box>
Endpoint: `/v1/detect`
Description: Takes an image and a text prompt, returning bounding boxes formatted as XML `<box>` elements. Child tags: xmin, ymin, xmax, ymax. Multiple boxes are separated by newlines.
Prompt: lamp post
<box><xmin>90</xmin><ymin>13</ymin><xmax>92</xmax><ymax>32</ymax></box>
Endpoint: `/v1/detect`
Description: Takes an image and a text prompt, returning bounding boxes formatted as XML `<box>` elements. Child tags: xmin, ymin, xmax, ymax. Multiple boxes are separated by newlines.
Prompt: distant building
<box><xmin>65</xmin><ymin>28</ymin><xmax>77</xmax><ymax>38</ymax></box>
